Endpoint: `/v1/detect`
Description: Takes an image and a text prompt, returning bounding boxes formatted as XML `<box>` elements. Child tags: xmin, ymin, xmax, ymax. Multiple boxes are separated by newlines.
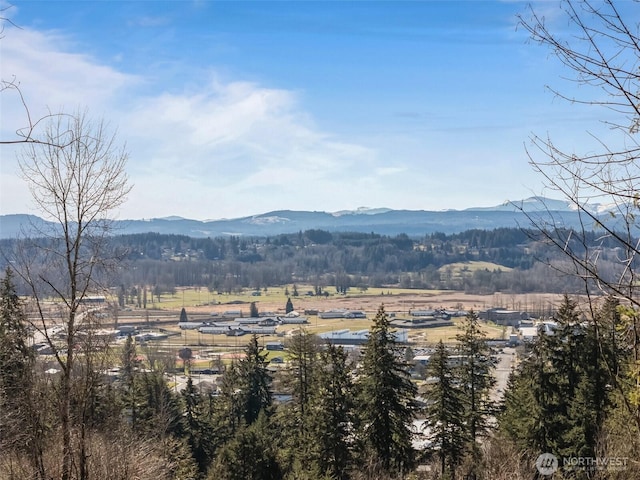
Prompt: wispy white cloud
<box><xmin>121</xmin><ymin>76</ymin><xmax>379</xmax><ymax>218</ymax></box>
<box><xmin>0</xmin><ymin>24</ymin><xmax>141</xmax><ymax>214</ymax></box>
<box><xmin>0</xmin><ymin>25</ymin><xmax>139</xmax><ymax>136</ymax></box>
<box><xmin>0</xmin><ymin>24</ymin><xmax>387</xmax><ymax>219</ymax></box>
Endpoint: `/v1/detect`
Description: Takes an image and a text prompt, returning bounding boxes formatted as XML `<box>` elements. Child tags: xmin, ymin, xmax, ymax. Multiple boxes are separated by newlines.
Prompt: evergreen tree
<box><xmin>357</xmin><ymin>304</ymin><xmax>417</xmax><ymax>474</ymax></box>
<box><xmin>278</xmin><ymin>330</ymin><xmax>320</xmax><ymax>475</ymax></box>
<box><xmin>238</xmin><ymin>334</ymin><xmax>273</xmax><ymax>426</ymax></box>
<box><xmin>286</xmin><ymin>330</ymin><xmax>319</xmax><ymax>422</ymax></box>
<box><xmin>0</xmin><ymin>268</ymin><xmax>46</xmax><ymax>477</ymax></box>
<box><xmin>540</xmin><ymin>295</ymin><xmax>601</xmax><ymax>457</ymax></box>
<box><xmin>164</xmin><ymin>436</ymin><xmax>201</xmax><ymax>480</ymax></box>
<box><xmin>120</xmin><ymin>334</ymin><xmax>139</xmax><ymax>427</ymax></box>
<box><xmin>556</xmin><ymin>297</ymin><xmax>613</xmax><ymax>459</ymax></box>
<box><xmin>503</xmin><ymin>327</ymin><xmax>561</xmax><ymax>454</ymax></box>
<box><xmin>250</xmin><ymin>301</ymin><xmax>259</xmax><ymax>318</ymax></box>
<box><xmin>182</xmin><ymin>376</ymin><xmax>219</xmax><ymax>474</ymax></box>
<box><xmin>308</xmin><ymin>344</ymin><xmax>355</xmax><ymax>480</ymax></box>
<box><xmin>285</xmin><ymin>297</ymin><xmax>294</xmax><ymax>314</ymax></box>
<box><xmin>211</xmin><ymin>411</ymin><xmax>282</xmax><ymax>480</ymax></box>
<box><xmin>0</xmin><ymin>267</ymin><xmax>34</xmax><ymax>406</ymax></box>
<box><xmin>215</xmin><ymin>362</ymin><xmax>245</xmax><ymax>437</ymax></box>
<box><xmin>499</xmin><ymin>368</ymin><xmax>538</xmax><ymax>452</ymax></box>
<box><xmin>455</xmin><ymin>310</ymin><xmax>497</xmax><ymax>467</ymax></box>
<box><xmin>136</xmin><ymin>369</ymin><xmax>185</xmax><ymax>440</ymax></box>
<box><xmin>424</xmin><ymin>340</ymin><xmax>466</xmax><ymax>479</ymax></box>
<box><xmin>499</xmin><ymin>295</ymin><xmax>615</xmax><ymax>466</ymax></box>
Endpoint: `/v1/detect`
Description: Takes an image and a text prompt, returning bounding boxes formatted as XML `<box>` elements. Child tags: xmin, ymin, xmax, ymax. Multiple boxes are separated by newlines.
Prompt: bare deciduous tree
<box><xmin>10</xmin><ymin>110</ymin><xmax>131</xmax><ymax>480</ymax></box>
<box><xmin>518</xmin><ymin>0</ymin><xmax>640</xmax><ymax>437</ymax></box>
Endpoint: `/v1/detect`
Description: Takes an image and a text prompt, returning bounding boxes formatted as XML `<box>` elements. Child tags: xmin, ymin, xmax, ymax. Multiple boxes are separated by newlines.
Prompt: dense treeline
<box><xmin>2</xmin><ymin>226</ymin><xmax>620</xmax><ymax>297</ymax></box>
<box><xmin>2</xmin><ymin>226</ymin><xmax>632</xmax><ymax>303</ymax></box>
<box><xmin>495</xmin><ymin>296</ymin><xmax>640</xmax><ymax>479</ymax></box>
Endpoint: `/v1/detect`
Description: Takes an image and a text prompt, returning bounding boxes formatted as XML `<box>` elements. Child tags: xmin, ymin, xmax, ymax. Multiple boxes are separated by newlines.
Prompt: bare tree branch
<box><xmin>519</xmin><ymin>0</ymin><xmax>640</xmax><ymax>437</ymax></box>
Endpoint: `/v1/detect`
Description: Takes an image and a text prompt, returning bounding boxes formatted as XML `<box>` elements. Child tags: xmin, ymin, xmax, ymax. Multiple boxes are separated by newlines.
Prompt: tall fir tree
<box><xmin>250</xmin><ymin>301</ymin><xmax>259</xmax><ymax>318</ymax></box>
<box><xmin>285</xmin><ymin>297</ymin><xmax>294</xmax><ymax>314</ymax></box>
<box><xmin>357</xmin><ymin>304</ymin><xmax>417</xmax><ymax>474</ymax></box>
<box><xmin>238</xmin><ymin>334</ymin><xmax>273</xmax><ymax>426</ymax></box>
<box><xmin>308</xmin><ymin>343</ymin><xmax>355</xmax><ymax>480</ymax></box>
<box><xmin>278</xmin><ymin>329</ymin><xmax>320</xmax><ymax>474</ymax></box>
<box><xmin>182</xmin><ymin>376</ymin><xmax>219</xmax><ymax>475</ymax></box>
<box><xmin>0</xmin><ymin>267</ymin><xmax>34</xmax><ymax>408</ymax></box>
<box><xmin>120</xmin><ymin>334</ymin><xmax>139</xmax><ymax>427</ymax></box>
<box><xmin>211</xmin><ymin>411</ymin><xmax>282</xmax><ymax>480</ymax></box>
<box><xmin>286</xmin><ymin>329</ymin><xmax>319</xmax><ymax>424</ymax></box>
<box><xmin>424</xmin><ymin>340</ymin><xmax>466</xmax><ymax>479</ymax></box>
<box><xmin>136</xmin><ymin>369</ymin><xmax>185</xmax><ymax>440</ymax></box>
<box><xmin>215</xmin><ymin>362</ymin><xmax>245</xmax><ymax>438</ymax></box>
<box><xmin>0</xmin><ymin>268</ymin><xmax>47</xmax><ymax>477</ymax></box>
<box><xmin>455</xmin><ymin>310</ymin><xmax>497</xmax><ymax>468</ymax></box>
<box><xmin>501</xmin><ymin>300</ymin><xmax>559</xmax><ymax>455</ymax></box>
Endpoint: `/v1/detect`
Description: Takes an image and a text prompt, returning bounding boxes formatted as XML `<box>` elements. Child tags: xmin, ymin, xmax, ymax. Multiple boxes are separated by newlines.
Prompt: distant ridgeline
<box><xmin>0</xmin><ymin>197</ymin><xmax>621</xmax><ymax>239</ymax></box>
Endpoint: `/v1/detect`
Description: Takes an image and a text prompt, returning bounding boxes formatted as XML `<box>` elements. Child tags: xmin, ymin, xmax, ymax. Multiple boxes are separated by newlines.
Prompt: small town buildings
<box><xmin>479</xmin><ymin>308</ymin><xmax>529</xmax><ymax>326</ymax></box>
<box><xmin>319</xmin><ymin>328</ymin><xmax>408</xmax><ymax>345</ymax></box>
<box><xmin>518</xmin><ymin>321</ymin><xmax>557</xmax><ymax>342</ymax></box>
<box><xmin>278</xmin><ymin>316</ymin><xmax>309</xmax><ymax>325</ymax></box>
<box><xmin>178</xmin><ymin>321</ymin><xmax>207</xmax><ymax>330</ymax></box>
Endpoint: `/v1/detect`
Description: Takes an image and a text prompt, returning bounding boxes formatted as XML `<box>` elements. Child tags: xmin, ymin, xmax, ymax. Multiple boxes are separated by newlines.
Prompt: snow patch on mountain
<box><xmin>243</xmin><ymin>215</ymin><xmax>292</xmax><ymax>225</ymax></box>
<box><xmin>331</xmin><ymin>207</ymin><xmax>393</xmax><ymax>217</ymax></box>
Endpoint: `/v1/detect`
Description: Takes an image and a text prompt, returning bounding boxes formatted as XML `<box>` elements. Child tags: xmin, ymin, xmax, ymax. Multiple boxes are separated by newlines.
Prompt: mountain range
<box><xmin>0</xmin><ymin>197</ymin><xmax>607</xmax><ymax>239</ymax></box>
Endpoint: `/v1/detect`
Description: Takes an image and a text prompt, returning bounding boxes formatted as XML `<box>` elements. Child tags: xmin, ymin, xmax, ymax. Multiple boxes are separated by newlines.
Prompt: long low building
<box><xmin>198</xmin><ymin>325</ymin><xmax>277</xmax><ymax>336</ymax></box>
<box><xmin>319</xmin><ymin>328</ymin><xmax>408</xmax><ymax>345</ymax></box>
<box><xmin>178</xmin><ymin>321</ymin><xmax>207</xmax><ymax>330</ymax></box>
<box><xmin>479</xmin><ymin>308</ymin><xmax>529</xmax><ymax>326</ymax></box>
<box><xmin>279</xmin><ymin>317</ymin><xmax>309</xmax><ymax>324</ymax></box>
<box><xmin>198</xmin><ymin>326</ymin><xmax>231</xmax><ymax>335</ymax></box>
<box><xmin>391</xmin><ymin>318</ymin><xmax>454</xmax><ymax>329</ymax></box>
<box><xmin>318</xmin><ymin>309</ymin><xmax>369</xmax><ymax>319</ymax></box>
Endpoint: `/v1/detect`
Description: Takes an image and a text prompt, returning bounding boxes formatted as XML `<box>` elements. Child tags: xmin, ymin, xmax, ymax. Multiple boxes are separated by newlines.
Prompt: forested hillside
<box><xmin>75</xmin><ymin>227</ymin><xmax>629</xmax><ymax>296</ymax></box>
<box><xmin>2</xmin><ymin>227</ymin><xmax>626</xmax><ymax>297</ymax></box>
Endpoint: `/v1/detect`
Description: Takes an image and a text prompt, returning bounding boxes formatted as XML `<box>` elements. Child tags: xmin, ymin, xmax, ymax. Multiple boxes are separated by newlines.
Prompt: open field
<box><xmin>113</xmin><ymin>287</ymin><xmax>565</xmax><ymax>356</ymax></box>
<box><xmin>145</xmin><ymin>285</ymin><xmax>564</xmax><ymax>317</ymax></box>
<box><xmin>438</xmin><ymin>260</ymin><xmax>513</xmax><ymax>276</ymax></box>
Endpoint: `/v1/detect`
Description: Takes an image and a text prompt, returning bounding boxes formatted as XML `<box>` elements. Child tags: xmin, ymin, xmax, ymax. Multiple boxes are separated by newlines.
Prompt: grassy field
<box><xmin>438</xmin><ymin>260</ymin><xmax>513</xmax><ymax>277</ymax></box>
<box><xmin>145</xmin><ymin>285</ymin><xmax>448</xmax><ymax>313</ymax></box>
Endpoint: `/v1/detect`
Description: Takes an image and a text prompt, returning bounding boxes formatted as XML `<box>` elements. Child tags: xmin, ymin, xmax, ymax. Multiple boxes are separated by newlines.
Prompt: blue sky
<box><xmin>0</xmin><ymin>1</ymin><xmax>631</xmax><ymax>220</ymax></box>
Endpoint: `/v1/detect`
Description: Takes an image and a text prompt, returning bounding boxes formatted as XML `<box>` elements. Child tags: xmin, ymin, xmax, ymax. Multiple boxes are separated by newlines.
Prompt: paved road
<box><xmin>491</xmin><ymin>346</ymin><xmax>516</xmax><ymax>402</ymax></box>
